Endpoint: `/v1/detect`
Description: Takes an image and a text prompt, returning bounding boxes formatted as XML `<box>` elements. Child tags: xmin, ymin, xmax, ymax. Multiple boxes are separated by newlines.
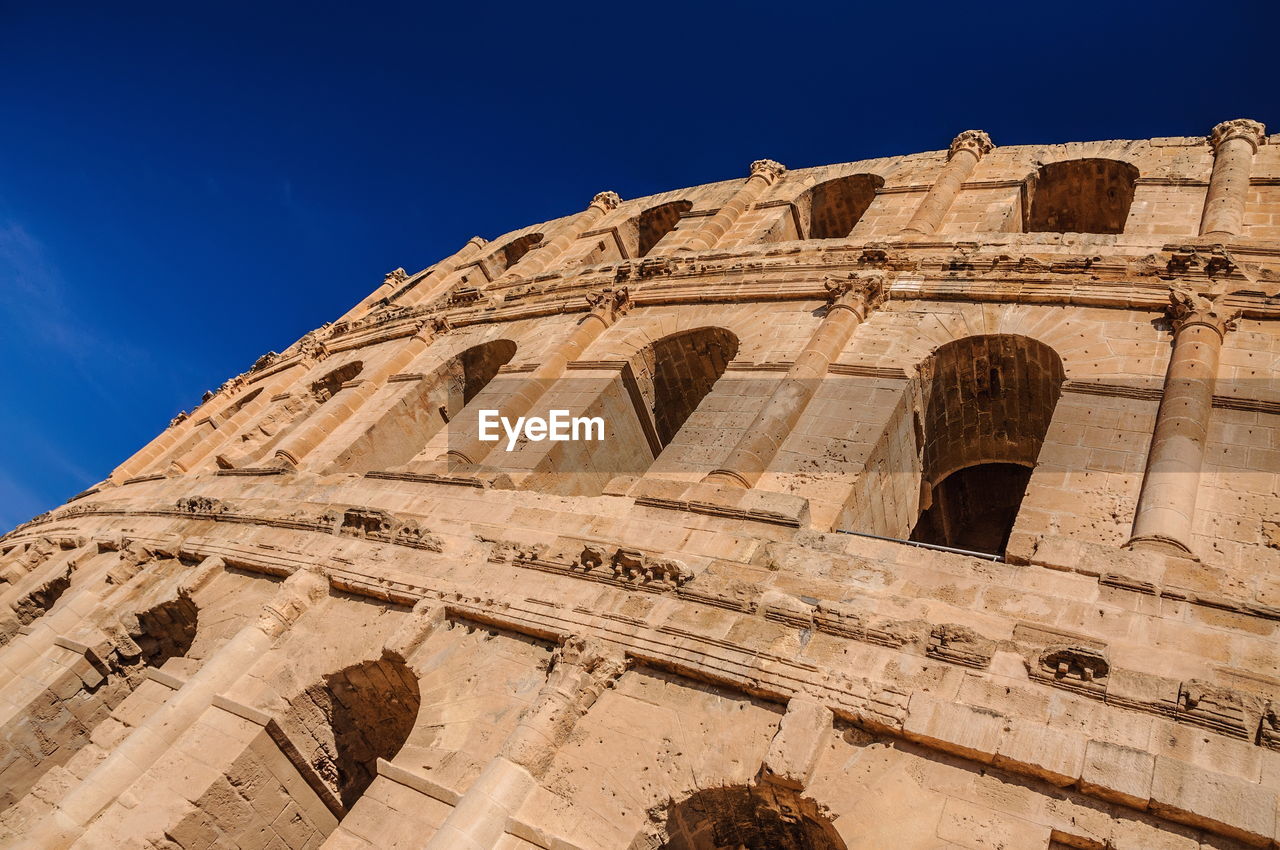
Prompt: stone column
<box><xmin>442</xmin><ymin>287</ymin><xmax>631</xmax><ymax>467</ymax></box>
<box><xmin>1127</xmin><ymin>285</ymin><xmax>1240</xmax><ymax>557</ymax></box>
<box><xmin>107</xmin><ymin>411</ymin><xmax>198</xmax><ymax>483</ymax></box>
<box><xmin>494</xmin><ymin>192</ymin><xmax>621</xmax><ymax>283</ymax></box>
<box><xmin>270</xmin><ymin>319</ymin><xmax>446</xmax><ymax>469</ymax></box>
<box><xmin>167</xmin><ymin>349</ymin><xmax>320</xmax><ymax>474</ymax></box>
<box><xmin>679</xmin><ymin>159</ymin><xmax>786</xmax><ymax>252</ymax></box>
<box><xmin>398</xmin><ymin>236</ymin><xmax>490</xmax><ymax>307</ymax></box>
<box><xmin>164</xmin><ymin>385</ymin><xmax>279</xmax><ymax>474</ymax></box>
<box><xmin>901</xmin><ymin>130</ymin><xmax>994</xmax><ymax>236</ymax></box>
<box><xmin>1199</xmin><ymin>119</ymin><xmax>1267</xmax><ymax>239</ymax></box>
<box><xmin>27</xmin><ymin>566</ymin><xmax>329</xmax><ymax>849</ymax></box>
<box><xmin>424</xmin><ymin>636</ymin><xmax>625</xmax><ymax>850</ymax></box>
<box><xmin>704</xmin><ymin>273</ymin><xmax>886</xmax><ymax>489</ymax></box>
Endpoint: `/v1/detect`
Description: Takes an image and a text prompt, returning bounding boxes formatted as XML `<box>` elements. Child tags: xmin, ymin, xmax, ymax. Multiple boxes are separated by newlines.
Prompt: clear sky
<box><xmin>0</xmin><ymin>1</ymin><xmax>1274</xmax><ymax>532</ymax></box>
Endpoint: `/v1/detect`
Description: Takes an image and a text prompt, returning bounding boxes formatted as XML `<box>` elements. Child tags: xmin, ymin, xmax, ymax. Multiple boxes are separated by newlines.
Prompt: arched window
<box><xmin>310</xmin><ymin>361</ymin><xmax>363</xmax><ymax>403</ymax></box>
<box><xmin>804</xmin><ymin>174</ymin><xmax>883</xmax><ymax>239</ymax></box>
<box><xmin>1023</xmin><ymin>158</ymin><xmax>1138</xmax><ymax>234</ymax></box>
<box><xmin>279</xmin><ymin>656</ymin><xmax>420</xmax><ymax>809</ymax></box>
<box><xmin>131</xmin><ymin>594</ymin><xmax>199</xmax><ymax>668</ymax></box>
<box><xmin>632</xmin><ymin>327</ymin><xmax>738</xmax><ymax>449</ymax></box>
<box><xmin>637</xmin><ymin>200</ymin><xmax>693</xmax><ymax>256</ymax></box>
<box><xmin>639</xmin><ymin>784</ymin><xmax>847</xmax><ymax>850</ymax></box>
<box><xmin>910</xmin><ymin>334</ymin><xmax>1065</xmax><ymax>556</ymax></box>
<box><xmin>328</xmin><ymin>339</ymin><xmax>516</xmax><ymax>473</ymax></box>
<box><xmin>497</xmin><ymin>232</ymin><xmax>543</xmax><ymax>270</ymax></box>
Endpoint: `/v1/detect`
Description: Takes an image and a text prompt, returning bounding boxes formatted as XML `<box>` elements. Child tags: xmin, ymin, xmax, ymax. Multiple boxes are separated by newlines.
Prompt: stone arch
<box><xmin>638</xmin><ymin>200</ymin><xmax>693</xmax><ymax>256</ymax></box>
<box><xmin>277</xmin><ymin>654</ymin><xmax>420</xmax><ymax>809</ymax></box>
<box><xmin>800</xmin><ymin>174</ymin><xmax>884</xmax><ymax>239</ymax></box>
<box><xmin>637</xmin><ymin>783</ymin><xmax>847</xmax><ymax>850</ymax></box>
<box><xmin>327</xmin><ymin>337</ymin><xmax>516</xmax><ymax>473</ymax></box>
<box><xmin>630</xmin><ymin>327</ymin><xmax>739</xmax><ymax>448</ymax></box>
<box><xmin>0</xmin><ymin>589</ymin><xmax>201</xmax><ymax>815</ymax></box>
<box><xmin>310</xmin><ymin>360</ymin><xmax>363</xmax><ymax>403</ymax></box>
<box><xmin>909</xmin><ymin>334</ymin><xmax>1065</xmax><ymax>556</ymax></box>
<box><xmin>1022</xmin><ymin>158</ymin><xmax>1138</xmax><ymax>234</ymax></box>
<box><xmin>129</xmin><ymin>593</ymin><xmax>199</xmax><ymax>668</ymax></box>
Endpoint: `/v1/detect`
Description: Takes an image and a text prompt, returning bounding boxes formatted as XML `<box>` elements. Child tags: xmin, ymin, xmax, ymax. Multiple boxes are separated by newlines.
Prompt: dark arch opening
<box><xmin>910</xmin><ymin>334</ymin><xmax>1065</xmax><ymax>556</ymax></box>
<box><xmin>327</xmin><ymin>338</ymin><xmax>517</xmax><ymax>473</ymax></box>
<box><xmin>644</xmin><ymin>784</ymin><xmax>847</xmax><ymax>850</ymax></box>
<box><xmin>806</xmin><ymin>174</ymin><xmax>884</xmax><ymax>239</ymax></box>
<box><xmin>311</xmin><ymin>361</ymin><xmax>363</xmax><ymax>403</ymax></box>
<box><xmin>283</xmin><ymin>656</ymin><xmax>420</xmax><ymax>809</ymax></box>
<box><xmin>459</xmin><ymin>339</ymin><xmax>517</xmax><ymax>404</ymax></box>
<box><xmin>131</xmin><ymin>594</ymin><xmax>199</xmax><ymax>668</ymax></box>
<box><xmin>498</xmin><ymin>232</ymin><xmax>543</xmax><ymax>271</ymax></box>
<box><xmin>1023</xmin><ymin>158</ymin><xmax>1138</xmax><ymax>234</ymax></box>
<box><xmin>227</xmin><ymin>386</ymin><xmax>263</xmax><ymax>415</ymax></box>
<box><xmin>638</xmin><ymin>200</ymin><xmax>693</xmax><ymax>256</ymax></box>
<box><xmin>632</xmin><ymin>327</ymin><xmax>739</xmax><ymax>449</ymax></box>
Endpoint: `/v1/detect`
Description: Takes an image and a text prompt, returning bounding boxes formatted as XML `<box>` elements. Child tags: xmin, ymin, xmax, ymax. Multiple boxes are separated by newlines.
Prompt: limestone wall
<box><xmin>2</xmin><ymin>122</ymin><xmax>1278</xmax><ymax>849</ymax></box>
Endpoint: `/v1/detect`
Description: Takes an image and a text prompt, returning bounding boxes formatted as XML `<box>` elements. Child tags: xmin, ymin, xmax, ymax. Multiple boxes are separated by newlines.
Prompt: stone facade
<box><xmin>2</xmin><ymin>121</ymin><xmax>1279</xmax><ymax>849</ymax></box>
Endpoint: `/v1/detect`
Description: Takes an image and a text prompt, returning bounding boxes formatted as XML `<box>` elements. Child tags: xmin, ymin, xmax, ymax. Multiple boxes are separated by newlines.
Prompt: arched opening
<box><xmin>499</xmin><ymin>232</ymin><xmax>543</xmax><ymax>270</ymax></box>
<box><xmin>638</xmin><ymin>200</ymin><xmax>693</xmax><ymax>256</ymax></box>
<box><xmin>643</xmin><ymin>784</ymin><xmax>847</xmax><ymax>850</ymax></box>
<box><xmin>0</xmin><ymin>591</ymin><xmax>200</xmax><ymax>815</ymax></box>
<box><xmin>328</xmin><ymin>339</ymin><xmax>516</xmax><ymax>473</ymax></box>
<box><xmin>805</xmin><ymin>174</ymin><xmax>883</xmax><ymax>239</ymax></box>
<box><xmin>909</xmin><ymin>335</ymin><xmax>1065</xmax><ymax>556</ymax></box>
<box><xmin>458</xmin><ymin>339</ymin><xmax>516</xmax><ymax>404</ymax></box>
<box><xmin>310</xmin><ymin>361</ymin><xmax>363</xmax><ymax>403</ymax></box>
<box><xmin>1023</xmin><ymin>158</ymin><xmax>1138</xmax><ymax>234</ymax></box>
<box><xmin>631</xmin><ymin>327</ymin><xmax>738</xmax><ymax>449</ymax></box>
<box><xmin>131</xmin><ymin>594</ymin><xmax>199</xmax><ymax>668</ymax></box>
<box><xmin>280</xmin><ymin>656</ymin><xmax>420</xmax><ymax>809</ymax></box>
<box><xmin>227</xmin><ymin>386</ymin><xmax>262</xmax><ymax>415</ymax></box>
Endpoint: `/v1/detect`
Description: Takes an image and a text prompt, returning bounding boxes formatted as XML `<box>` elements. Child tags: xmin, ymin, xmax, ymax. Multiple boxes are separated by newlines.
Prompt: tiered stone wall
<box><xmin>1</xmin><ymin>120</ymin><xmax>1277</xmax><ymax>849</ymax></box>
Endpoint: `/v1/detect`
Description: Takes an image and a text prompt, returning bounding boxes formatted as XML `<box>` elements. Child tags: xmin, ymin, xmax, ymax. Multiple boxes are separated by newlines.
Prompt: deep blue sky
<box><xmin>0</xmin><ymin>1</ymin><xmax>1274</xmax><ymax>531</ymax></box>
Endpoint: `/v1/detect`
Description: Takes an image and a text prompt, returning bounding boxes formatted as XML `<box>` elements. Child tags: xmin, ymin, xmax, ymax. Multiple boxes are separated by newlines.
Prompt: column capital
<box><xmin>383</xmin><ymin>267</ymin><xmax>409</xmax><ymax>287</ymax></box>
<box><xmin>590</xmin><ymin>190</ymin><xmax>622</xmax><ymax>212</ymax></box>
<box><xmin>465</xmin><ymin>235</ymin><xmax>488</xmax><ymax>250</ymax></box>
<box><xmin>749</xmin><ymin>159</ymin><xmax>787</xmax><ymax>183</ymax></box>
<box><xmin>1209</xmin><ymin>119</ymin><xmax>1267</xmax><ymax>153</ymax></box>
<box><xmin>948</xmin><ymin>130</ymin><xmax>994</xmax><ymax>161</ymax></box>
<box><xmin>1167</xmin><ymin>284</ymin><xmax>1242</xmax><ymax>337</ymax></box>
<box><xmin>824</xmin><ymin>272</ymin><xmax>887</xmax><ymax>318</ymax></box>
<box><xmin>584</xmin><ymin>285</ymin><xmax>631</xmax><ymax>324</ymax></box>
<box><xmin>501</xmin><ymin>635</ymin><xmax>626</xmax><ymax>775</ymax></box>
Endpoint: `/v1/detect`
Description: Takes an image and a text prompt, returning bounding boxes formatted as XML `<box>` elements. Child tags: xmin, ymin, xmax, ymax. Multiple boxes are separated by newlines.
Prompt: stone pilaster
<box><xmin>436</xmin><ymin>286</ymin><xmax>631</xmax><ymax>468</ymax></box>
<box><xmin>902</xmin><ymin>130</ymin><xmax>993</xmax><ymax>236</ymax></box>
<box><xmin>398</xmin><ymin>236</ymin><xmax>490</xmax><ymax>307</ymax></box>
<box><xmin>1127</xmin><ymin>285</ymin><xmax>1241</xmax><ymax>557</ymax></box>
<box><xmin>270</xmin><ymin>319</ymin><xmax>446</xmax><ymax>469</ymax></box>
<box><xmin>1199</xmin><ymin>119</ymin><xmax>1266</xmax><ymax>238</ymax></box>
<box><xmin>494</xmin><ymin>192</ymin><xmax>621</xmax><ymax>284</ymax></box>
<box><xmin>704</xmin><ymin>273</ymin><xmax>886</xmax><ymax>488</ymax></box>
<box><xmin>424</xmin><ymin>636</ymin><xmax>626</xmax><ymax>850</ymax></box>
<box><xmin>677</xmin><ymin>159</ymin><xmax>785</xmax><ymax>253</ymax></box>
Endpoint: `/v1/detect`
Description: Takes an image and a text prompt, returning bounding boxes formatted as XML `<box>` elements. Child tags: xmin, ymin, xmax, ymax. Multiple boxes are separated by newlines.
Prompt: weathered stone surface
<box><xmin>2</xmin><ymin>127</ymin><xmax>1278</xmax><ymax>849</ymax></box>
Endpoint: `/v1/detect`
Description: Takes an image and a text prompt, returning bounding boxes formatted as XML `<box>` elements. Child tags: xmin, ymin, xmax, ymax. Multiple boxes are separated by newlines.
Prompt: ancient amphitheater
<box><xmin>1</xmin><ymin>119</ymin><xmax>1278</xmax><ymax>849</ymax></box>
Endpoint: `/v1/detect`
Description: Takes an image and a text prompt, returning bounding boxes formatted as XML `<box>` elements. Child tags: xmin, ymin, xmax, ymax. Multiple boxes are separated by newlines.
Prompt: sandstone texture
<box><xmin>2</xmin><ymin>121</ymin><xmax>1279</xmax><ymax>849</ymax></box>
